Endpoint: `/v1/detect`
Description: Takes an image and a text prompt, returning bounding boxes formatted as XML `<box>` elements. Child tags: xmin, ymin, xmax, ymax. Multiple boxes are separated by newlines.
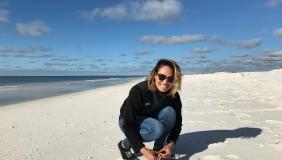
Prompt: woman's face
<box><xmin>154</xmin><ymin>65</ymin><xmax>174</xmax><ymax>93</ymax></box>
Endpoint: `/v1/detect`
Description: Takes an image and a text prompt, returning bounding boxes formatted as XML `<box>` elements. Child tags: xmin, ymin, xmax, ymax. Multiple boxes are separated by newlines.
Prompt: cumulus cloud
<box><xmin>273</xmin><ymin>28</ymin><xmax>282</xmax><ymax>38</ymax></box>
<box><xmin>129</xmin><ymin>0</ymin><xmax>183</xmax><ymax>22</ymax></box>
<box><xmin>232</xmin><ymin>53</ymin><xmax>250</xmax><ymax>58</ymax></box>
<box><xmin>262</xmin><ymin>50</ymin><xmax>282</xmax><ymax>59</ymax></box>
<box><xmin>194</xmin><ymin>50</ymin><xmax>282</xmax><ymax>74</ymax></box>
<box><xmin>0</xmin><ymin>45</ymin><xmax>53</xmax><ymax>58</ymax></box>
<box><xmin>180</xmin><ymin>48</ymin><xmax>282</xmax><ymax>74</ymax></box>
<box><xmin>16</xmin><ymin>20</ymin><xmax>51</xmax><ymax>37</ymax></box>
<box><xmin>0</xmin><ymin>45</ymin><xmax>50</xmax><ymax>53</ymax></box>
<box><xmin>265</xmin><ymin>0</ymin><xmax>282</xmax><ymax>8</ymax></box>
<box><xmin>193</xmin><ymin>47</ymin><xmax>214</xmax><ymax>53</ymax></box>
<box><xmin>80</xmin><ymin>0</ymin><xmax>183</xmax><ymax>22</ymax></box>
<box><xmin>139</xmin><ymin>34</ymin><xmax>206</xmax><ymax>44</ymax></box>
<box><xmin>247</xmin><ymin>52</ymin><xmax>282</xmax><ymax>65</ymax></box>
<box><xmin>81</xmin><ymin>5</ymin><xmax>127</xmax><ymax>20</ymax></box>
<box><xmin>230</xmin><ymin>38</ymin><xmax>262</xmax><ymax>49</ymax></box>
<box><xmin>211</xmin><ymin>36</ymin><xmax>262</xmax><ymax>49</ymax></box>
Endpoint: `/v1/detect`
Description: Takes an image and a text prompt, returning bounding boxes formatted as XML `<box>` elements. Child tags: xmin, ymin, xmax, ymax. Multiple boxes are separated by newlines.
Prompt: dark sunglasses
<box><xmin>157</xmin><ymin>74</ymin><xmax>174</xmax><ymax>83</ymax></box>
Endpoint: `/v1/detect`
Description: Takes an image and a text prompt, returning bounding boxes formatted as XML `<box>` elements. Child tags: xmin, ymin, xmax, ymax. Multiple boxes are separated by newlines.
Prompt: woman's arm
<box><xmin>140</xmin><ymin>147</ymin><xmax>158</xmax><ymax>160</ymax></box>
<box><xmin>166</xmin><ymin>92</ymin><xmax>182</xmax><ymax>143</ymax></box>
<box><xmin>122</xmin><ymin>85</ymin><xmax>146</xmax><ymax>153</ymax></box>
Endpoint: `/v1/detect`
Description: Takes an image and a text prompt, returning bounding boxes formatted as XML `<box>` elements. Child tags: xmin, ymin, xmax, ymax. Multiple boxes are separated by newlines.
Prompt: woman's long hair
<box><xmin>146</xmin><ymin>59</ymin><xmax>182</xmax><ymax>97</ymax></box>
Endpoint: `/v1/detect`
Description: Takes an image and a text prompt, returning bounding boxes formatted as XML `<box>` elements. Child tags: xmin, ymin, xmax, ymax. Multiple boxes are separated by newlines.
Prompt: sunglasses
<box><xmin>157</xmin><ymin>74</ymin><xmax>174</xmax><ymax>83</ymax></box>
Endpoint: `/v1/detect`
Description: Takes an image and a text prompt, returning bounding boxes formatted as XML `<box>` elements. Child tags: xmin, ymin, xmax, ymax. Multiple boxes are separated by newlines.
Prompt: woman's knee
<box><xmin>140</xmin><ymin>118</ymin><xmax>164</xmax><ymax>141</ymax></box>
<box><xmin>162</xmin><ymin>106</ymin><xmax>176</xmax><ymax>117</ymax></box>
<box><xmin>158</xmin><ymin>106</ymin><xmax>176</xmax><ymax>130</ymax></box>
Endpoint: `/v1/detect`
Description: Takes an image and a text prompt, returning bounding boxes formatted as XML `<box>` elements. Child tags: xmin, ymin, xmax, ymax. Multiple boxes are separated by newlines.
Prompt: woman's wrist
<box><xmin>168</xmin><ymin>140</ymin><xmax>175</xmax><ymax>145</ymax></box>
<box><xmin>140</xmin><ymin>147</ymin><xmax>147</xmax><ymax>154</ymax></box>
<box><xmin>140</xmin><ymin>147</ymin><xmax>152</xmax><ymax>155</ymax></box>
<box><xmin>167</xmin><ymin>140</ymin><xmax>175</xmax><ymax>149</ymax></box>
<box><xmin>168</xmin><ymin>142</ymin><xmax>174</xmax><ymax>147</ymax></box>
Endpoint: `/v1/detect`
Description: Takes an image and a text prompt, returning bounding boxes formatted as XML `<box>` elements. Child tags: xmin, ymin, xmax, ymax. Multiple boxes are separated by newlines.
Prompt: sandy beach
<box><xmin>0</xmin><ymin>70</ymin><xmax>282</xmax><ymax>160</ymax></box>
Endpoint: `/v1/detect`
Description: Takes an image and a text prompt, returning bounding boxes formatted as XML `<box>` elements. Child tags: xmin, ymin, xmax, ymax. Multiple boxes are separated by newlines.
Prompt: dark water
<box><xmin>0</xmin><ymin>76</ymin><xmax>143</xmax><ymax>106</ymax></box>
<box><xmin>0</xmin><ymin>76</ymin><xmax>140</xmax><ymax>86</ymax></box>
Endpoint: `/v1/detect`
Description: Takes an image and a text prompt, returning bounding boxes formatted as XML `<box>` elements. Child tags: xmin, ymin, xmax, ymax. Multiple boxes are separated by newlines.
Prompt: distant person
<box><xmin>118</xmin><ymin>59</ymin><xmax>183</xmax><ymax>160</ymax></box>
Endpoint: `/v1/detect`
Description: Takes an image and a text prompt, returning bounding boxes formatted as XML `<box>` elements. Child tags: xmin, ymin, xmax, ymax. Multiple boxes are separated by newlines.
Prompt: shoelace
<box><xmin>125</xmin><ymin>150</ymin><xmax>133</xmax><ymax>158</ymax></box>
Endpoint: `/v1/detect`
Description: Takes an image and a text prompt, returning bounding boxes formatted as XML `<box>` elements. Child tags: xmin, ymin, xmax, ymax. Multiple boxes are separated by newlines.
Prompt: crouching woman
<box><xmin>118</xmin><ymin>59</ymin><xmax>183</xmax><ymax>160</ymax></box>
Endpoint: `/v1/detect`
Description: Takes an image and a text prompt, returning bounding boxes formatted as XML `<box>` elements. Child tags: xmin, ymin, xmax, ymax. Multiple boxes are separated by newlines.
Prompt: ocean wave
<box><xmin>0</xmin><ymin>85</ymin><xmax>20</xmax><ymax>88</ymax></box>
<box><xmin>0</xmin><ymin>85</ymin><xmax>20</xmax><ymax>91</ymax></box>
<box><xmin>85</xmin><ymin>77</ymin><xmax>121</xmax><ymax>82</ymax></box>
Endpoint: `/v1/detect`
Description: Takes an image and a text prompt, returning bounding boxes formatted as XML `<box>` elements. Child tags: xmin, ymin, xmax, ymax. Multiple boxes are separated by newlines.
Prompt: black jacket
<box><xmin>119</xmin><ymin>80</ymin><xmax>182</xmax><ymax>152</ymax></box>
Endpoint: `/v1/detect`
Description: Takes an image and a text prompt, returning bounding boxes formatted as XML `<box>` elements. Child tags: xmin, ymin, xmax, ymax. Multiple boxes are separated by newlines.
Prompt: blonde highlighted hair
<box><xmin>146</xmin><ymin>59</ymin><xmax>182</xmax><ymax>97</ymax></box>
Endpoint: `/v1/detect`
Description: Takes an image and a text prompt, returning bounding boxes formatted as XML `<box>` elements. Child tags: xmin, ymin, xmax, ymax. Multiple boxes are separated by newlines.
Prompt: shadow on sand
<box><xmin>173</xmin><ymin>127</ymin><xmax>262</xmax><ymax>160</ymax></box>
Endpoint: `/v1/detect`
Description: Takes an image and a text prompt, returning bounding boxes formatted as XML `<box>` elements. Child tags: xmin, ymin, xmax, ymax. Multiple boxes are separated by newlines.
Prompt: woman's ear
<box><xmin>154</xmin><ymin>73</ymin><xmax>158</xmax><ymax>80</ymax></box>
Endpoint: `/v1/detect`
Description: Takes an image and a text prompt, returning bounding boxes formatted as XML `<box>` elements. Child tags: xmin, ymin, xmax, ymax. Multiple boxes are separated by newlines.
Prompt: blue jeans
<box><xmin>119</xmin><ymin>106</ymin><xmax>176</xmax><ymax>150</ymax></box>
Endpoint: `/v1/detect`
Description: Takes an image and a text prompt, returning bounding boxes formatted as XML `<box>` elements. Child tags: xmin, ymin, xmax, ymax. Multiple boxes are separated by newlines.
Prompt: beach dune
<box><xmin>0</xmin><ymin>70</ymin><xmax>282</xmax><ymax>160</ymax></box>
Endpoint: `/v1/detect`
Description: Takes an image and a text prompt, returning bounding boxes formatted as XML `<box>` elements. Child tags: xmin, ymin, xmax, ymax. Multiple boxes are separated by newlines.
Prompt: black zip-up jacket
<box><xmin>119</xmin><ymin>80</ymin><xmax>182</xmax><ymax>152</ymax></box>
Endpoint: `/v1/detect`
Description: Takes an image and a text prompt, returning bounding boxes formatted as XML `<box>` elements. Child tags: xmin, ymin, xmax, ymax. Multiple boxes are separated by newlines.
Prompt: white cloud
<box><xmin>233</xmin><ymin>53</ymin><xmax>250</xmax><ymax>58</ymax></box>
<box><xmin>139</xmin><ymin>34</ymin><xmax>206</xmax><ymax>44</ymax></box>
<box><xmin>193</xmin><ymin>47</ymin><xmax>214</xmax><ymax>53</ymax></box>
<box><xmin>80</xmin><ymin>9</ymin><xmax>100</xmax><ymax>21</ymax></box>
<box><xmin>80</xmin><ymin>0</ymin><xmax>183</xmax><ymax>22</ymax></box>
<box><xmin>210</xmin><ymin>36</ymin><xmax>262</xmax><ymax>49</ymax></box>
<box><xmin>101</xmin><ymin>4</ymin><xmax>127</xmax><ymax>19</ymax></box>
<box><xmin>0</xmin><ymin>45</ymin><xmax>53</xmax><ymax>58</ymax></box>
<box><xmin>0</xmin><ymin>45</ymin><xmax>50</xmax><ymax>53</ymax></box>
<box><xmin>129</xmin><ymin>0</ymin><xmax>183</xmax><ymax>22</ymax></box>
<box><xmin>0</xmin><ymin>8</ymin><xmax>9</xmax><ymax>22</ymax></box>
<box><xmin>230</xmin><ymin>38</ymin><xmax>262</xmax><ymax>49</ymax></box>
<box><xmin>273</xmin><ymin>28</ymin><xmax>282</xmax><ymax>38</ymax></box>
<box><xmin>265</xmin><ymin>0</ymin><xmax>282</xmax><ymax>8</ymax></box>
<box><xmin>16</xmin><ymin>20</ymin><xmax>51</xmax><ymax>37</ymax></box>
<box><xmin>80</xmin><ymin>5</ymin><xmax>127</xmax><ymax>20</ymax></box>
<box><xmin>263</xmin><ymin>50</ymin><xmax>282</xmax><ymax>57</ymax></box>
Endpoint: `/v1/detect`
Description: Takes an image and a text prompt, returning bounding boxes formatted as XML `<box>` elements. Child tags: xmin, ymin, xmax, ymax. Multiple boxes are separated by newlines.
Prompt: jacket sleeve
<box><xmin>122</xmin><ymin>85</ymin><xmax>145</xmax><ymax>152</ymax></box>
<box><xmin>166</xmin><ymin>92</ymin><xmax>182</xmax><ymax>143</ymax></box>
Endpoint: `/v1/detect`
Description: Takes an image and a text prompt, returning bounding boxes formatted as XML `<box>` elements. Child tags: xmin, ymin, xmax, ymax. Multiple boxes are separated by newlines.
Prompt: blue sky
<box><xmin>0</xmin><ymin>0</ymin><xmax>282</xmax><ymax>75</ymax></box>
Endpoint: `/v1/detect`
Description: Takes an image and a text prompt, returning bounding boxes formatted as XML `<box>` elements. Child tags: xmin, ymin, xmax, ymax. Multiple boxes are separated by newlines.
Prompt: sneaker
<box><xmin>118</xmin><ymin>140</ymin><xmax>139</xmax><ymax>160</ymax></box>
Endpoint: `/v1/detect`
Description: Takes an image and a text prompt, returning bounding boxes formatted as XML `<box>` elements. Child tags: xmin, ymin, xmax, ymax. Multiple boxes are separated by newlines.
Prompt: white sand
<box><xmin>0</xmin><ymin>70</ymin><xmax>282</xmax><ymax>160</ymax></box>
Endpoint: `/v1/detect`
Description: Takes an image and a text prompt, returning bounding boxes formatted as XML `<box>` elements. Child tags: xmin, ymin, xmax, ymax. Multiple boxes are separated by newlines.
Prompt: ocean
<box><xmin>0</xmin><ymin>76</ymin><xmax>143</xmax><ymax>106</ymax></box>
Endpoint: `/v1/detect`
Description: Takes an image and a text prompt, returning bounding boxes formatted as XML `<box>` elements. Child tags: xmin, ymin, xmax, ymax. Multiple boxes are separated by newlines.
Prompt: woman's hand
<box><xmin>158</xmin><ymin>142</ymin><xmax>174</xmax><ymax>159</ymax></box>
<box><xmin>140</xmin><ymin>147</ymin><xmax>158</xmax><ymax>160</ymax></box>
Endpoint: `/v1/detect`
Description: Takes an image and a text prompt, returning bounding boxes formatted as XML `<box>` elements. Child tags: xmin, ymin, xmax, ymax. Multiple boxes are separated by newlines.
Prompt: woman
<box><xmin>118</xmin><ymin>59</ymin><xmax>182</xmax><ymax>160</ymax></box>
